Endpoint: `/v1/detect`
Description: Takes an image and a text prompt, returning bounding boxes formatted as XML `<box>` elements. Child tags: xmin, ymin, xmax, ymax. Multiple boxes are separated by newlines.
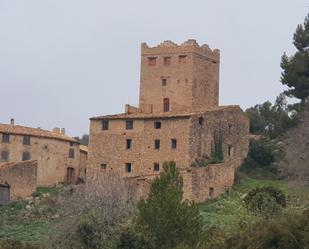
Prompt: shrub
<box><xmin>243</xmin><ymin>186</ymin><xmax>286</xmax><ymax>217</ymax></box>
<box><xmin>0</xmin><ymin>240</ymin><xmax>38</xmax><ymax>249</ymax></box>
<box><xmin>136</xmin><ymin>161</ymin><xmax>203</xmax><ymax>249</ymax></box>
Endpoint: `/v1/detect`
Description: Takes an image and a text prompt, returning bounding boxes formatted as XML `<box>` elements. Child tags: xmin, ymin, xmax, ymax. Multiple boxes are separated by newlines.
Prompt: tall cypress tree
<box><xmin>281</xmin><ymin>14</ymin><xmax>309</xmax><ymax>102</ymax></box>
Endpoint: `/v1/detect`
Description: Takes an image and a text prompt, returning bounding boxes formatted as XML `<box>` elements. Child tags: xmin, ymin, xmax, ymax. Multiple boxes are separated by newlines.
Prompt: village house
<box><xmin>87</xmin><ymin>40</ymin><xmax>249</xmax><ymax>203</ymax></box>
<box><xmin>0</xmin><ymin>120</ymin><xmax>87</xmax><ymax>186</ymax></box>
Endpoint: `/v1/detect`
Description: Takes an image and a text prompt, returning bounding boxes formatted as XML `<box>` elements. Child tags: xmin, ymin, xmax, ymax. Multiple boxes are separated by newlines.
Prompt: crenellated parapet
<box><xmin>141</xmin><ymin>39</ymin><xmax>220</xmax><ymax>62</ymax></box>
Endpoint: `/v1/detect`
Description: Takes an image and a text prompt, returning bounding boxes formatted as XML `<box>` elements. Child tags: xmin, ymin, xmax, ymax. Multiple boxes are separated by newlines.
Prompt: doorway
<box><xmin>66</xmin><ymin>167</ymin><xmax>75</xmax><ymax>184</ymax></box>
<box><xmin>0</xmin><ymin>183</ymin><xmax>10</xmax><ymax>205</ymax></box>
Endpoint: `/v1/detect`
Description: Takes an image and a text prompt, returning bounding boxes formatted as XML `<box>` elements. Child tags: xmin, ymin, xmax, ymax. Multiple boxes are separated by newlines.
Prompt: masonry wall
<box><xmin>87</xmin><ymin>117</ymin><xmax>191</xmax><ymax>177</ymax></box>
<box><xmin>0</xmin><ymin>160</ymin><xmax>37</xmax><ymax>200</ymax></box>
<box><xmin>139</xmin><ymin>40</ymin><xmax>220</xmax><ymax>114</ymax></box>
<box><xmin>189</xmin><ymin>106</ymin><xmax>250</xmax><ymax>168</ymax></box>
<box><xmin>0</xmin><ymin>134</ymin><xmax>80</xmax><ymax>186</ymax></box>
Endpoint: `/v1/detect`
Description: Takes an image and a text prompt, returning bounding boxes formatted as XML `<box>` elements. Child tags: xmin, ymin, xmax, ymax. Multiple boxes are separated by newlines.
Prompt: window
<box><xmin>162</xmin><ymin>78</ymin><xmax>167</xmax><ymax>87</ymax></box>
<box><xmin>102</xmin><ymin>119</ymin><xmax>109</xmax><ymax>130</ymax></box>
<box><xmin>2</xmin><ymin>134</ymin><xmax>9</xmax><ymax>143</ymax></box>
<box><xmin>126</xmin><ymin>120</ymin><xmax>134</xmax><ymax>130</ymax></box>
<box><xmin>125</xmin><ymin>163</ymin><xmax>132</xmax><ymax>173</ymax></box>
<box><xmin>100</xmin><ymin>163</ymin><xmax>107</xmax><ymax>170</ymax></box>
<box><xmin>126</xmin><ymin>139</ymin><xmax>132</xmax><ymax>149</ymax></box>
<box><xmin>69</xmin><ymin>148</ymin><xmax>74</xmax><ymax>158</ymax></box>
<box><xmin>198</xmin><ymin>117</ymin><xmax>204</xmax><ymax>126</ymax></box>
<box><xmin>148</xmin><ymin>57</ymin><xmax>156</xmax><ymax>66</ymax></box>
<box><xmin>154</xmin><ymin>121</ymin><xmax>161</xmax><ymax>129</ymax></box>
<box><xmin>179</xmin><ymin>55</ymin><xmax>187</xmax><ymax>64</ymax></box>
<box><xmin>153</xmin><ymin>163</ymin><xmax>160</xmax><ymax>171</ymax></box>
<box><xmin>171</xmin><ymin>139</ymin><xmax>177</xmax><ymax>149</ymax></box>
<box><xmin>228</xmin><ymin>124</ymin><xmax>233</xmax><ymax>134</ymax></box>
<box><xmin>1</xmin><ymin>150</ymin><xmax>9</xmax><ymax>161</ymax></box>
<box><xmin>164</xmin><ymin>57</ymin><xmax>171</xmax><ymax>66</ymax></box>
<box><xmin>154</xmin><ymin>139</ymin><xmax>160</xmax><ymax>150</ymax></box>
<box><xmin>23</xmin><ymin>136</ymin><xmax>31</xmax><ymax>145</ymax></box>
<box><xmin>163</xmin><ymin>98</ymin><xmax>170</xmax><ymax>112</ymax></box>
<box><xmin>228</xmin><ymin>145</ymin><xmax>233</xmax><ymax>158</ymax></box>
<box><xmin>22</xmin><ymin>152</ymin><xmax>30</xmax><ymax>161</ymax></box>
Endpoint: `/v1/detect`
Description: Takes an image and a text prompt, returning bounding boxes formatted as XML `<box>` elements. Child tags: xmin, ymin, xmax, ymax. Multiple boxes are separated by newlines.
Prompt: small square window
<box><xmin>154</xmin><ymin>121</ymin><xmax>161</xmax><ymax>129</ymax></box>
<box><xmin>69</xmin><ymin>148</ymin><xmax>74</xmax><ymax>158</ymax></box>
<box><xmin>22</xmin><ymin>152</ymin><xmax>30</xmax><ymax>161</ymax></box>
<box><xmin>154</xmin><ymin>139</ymin><xmax>160</xmax><ymax>150</ymax></box>
<box><xmin>102</xmin><ymin>119</ymin><xmax>109</xmax><ymax>130</ymax></box>
<box><xmin>100</xmin><ymin>163</ymin><xmax>107</xmax><ymax>170</ymax></box>
<box><xmin>23</xmin><ymin>136</ymin><xmax>31</xmax><ymax>145</ymax></box>
<box><xmin>1</xmin><ymin>150</ymin><xmax>9</xmax><ymax>161</ymax></box>
<box><xmin>125</xmin><ymin>163</ymin><xmax>132</xmax><ymax>173</ymax></box>
<box><xmin>126</xmin><ymin>139</ymin><xmax>132</xmax><ymax>149</ymax></box>
<box><xmin>2</xmin><ymin>134</ymin><xmax>10</xmax><ymax>143</ymax></box>
<box><xmin>171</xmin><ymin>139</ymin><xmax>177</xmax><ymax>149</ymax></box>
<box><xmin>148</xmin><ymin>57</ymin><xmax>156</xmax><ymax>66</ymax></box>
<box><xmin>179</xmin><ymin>55</ymin><xmax>187</xmax><ymax>64</ymax></box>
<box><xmin>153</xmin><ymin>163</ymin><xmax>160</xmax><ymax>171</ymax></box>
<box><xmin>126</xmin><ymin>120</ymin><xmax>134</xmax><ymax>130</ymax></box>
<box><xmin>164</xmin><ymin>57</ymin><xmax>171</xmax><ymax>66</ymax></box>
<box><xmin>162</xmin><ymin>78</ymin><xmax>167</xmax><ymax>87</ymax></box>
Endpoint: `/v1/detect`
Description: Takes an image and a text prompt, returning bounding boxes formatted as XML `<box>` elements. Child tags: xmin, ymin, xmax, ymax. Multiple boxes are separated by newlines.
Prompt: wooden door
<box><xmin>66</xmin><ymin>167</ymin><xmax>75</xmax><ymax>184</ymax></box>
<box><xmin>0</xmin><ymin>184</ymin><xmax>10</xmax><ymax>205</ymax></box>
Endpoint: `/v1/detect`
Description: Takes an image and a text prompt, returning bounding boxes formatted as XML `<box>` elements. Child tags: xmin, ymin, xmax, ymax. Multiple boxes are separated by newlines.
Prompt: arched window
<box><xmin>163</xmin><ymin>98</ymin><xmax>170</xmax><ymax>112</ymax></box>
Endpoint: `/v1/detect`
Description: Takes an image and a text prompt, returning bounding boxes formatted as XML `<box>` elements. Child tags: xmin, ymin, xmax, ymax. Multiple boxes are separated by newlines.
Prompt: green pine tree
<box><xmin>136</xmin><ymin>161</ymin><xmax>203</xmax><ymax>249</ymax></box>
<box><xmin>281</xmin><ymin>14</ymin><xmax>309</xmax><ymax>102</ymax></box>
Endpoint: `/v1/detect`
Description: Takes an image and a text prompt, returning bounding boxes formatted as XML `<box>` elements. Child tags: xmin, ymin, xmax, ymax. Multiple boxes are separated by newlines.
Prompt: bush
<box><xmin>136</xmin><ymin>161</ymin><xmax>203</xmax><ymax>249</ymax></box>
<box><xmin>243</xmin><ymin>186</ymin><xmax>286</xmax><ymax>217</ymax></box>
<box><xmin>0</xmin><ymin>240</ymin><xmax>38</xmax><ymax>249</ymax></box>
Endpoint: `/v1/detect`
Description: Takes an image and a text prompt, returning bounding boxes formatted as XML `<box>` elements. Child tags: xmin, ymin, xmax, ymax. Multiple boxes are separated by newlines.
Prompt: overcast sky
<box><xmin>0</xmin><ymin>1</ymin><xmax>308</xmax><ymax>136</ymax></box>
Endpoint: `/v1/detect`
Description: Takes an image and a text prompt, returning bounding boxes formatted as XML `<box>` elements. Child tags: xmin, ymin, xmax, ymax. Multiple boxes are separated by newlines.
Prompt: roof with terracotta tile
<box><xmin>90</xmin><ymin>105</ymin><xmax>241</xmax><ymax>120</ymax></box>
<box><xmin>0</xmin><ymin>160</ymin><xmax>37</xmax><ymax>170</ymax></box>
<box><xmin>0</xmin><ymin>124</ymin><xmax>78</xmax><ymax>143</ymax></box>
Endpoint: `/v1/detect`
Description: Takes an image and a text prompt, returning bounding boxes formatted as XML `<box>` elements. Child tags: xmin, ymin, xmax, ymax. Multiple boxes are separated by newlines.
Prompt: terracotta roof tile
<box><xmin>0</xmin><ymin>124</ymin><xmax>78</xmax><ymax>143</ymax></box>
<box><xmin>90</xmin><ymin>105</ymin><xmax>241</xmax><ymax>120</ymax></box>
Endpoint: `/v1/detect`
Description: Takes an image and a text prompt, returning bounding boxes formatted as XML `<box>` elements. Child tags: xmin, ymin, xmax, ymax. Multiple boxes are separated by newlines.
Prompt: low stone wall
<box><xmin>0</xmin><ymin>160</ymin><xmax>37</xmax><ymax>201</ymax></box>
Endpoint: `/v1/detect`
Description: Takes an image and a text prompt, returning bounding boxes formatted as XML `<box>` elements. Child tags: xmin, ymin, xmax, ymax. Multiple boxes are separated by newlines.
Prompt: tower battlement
<box><xmin>141</xmin><ymin>39</ymin><xmax>220</xmax><ymax>63</ymax></box>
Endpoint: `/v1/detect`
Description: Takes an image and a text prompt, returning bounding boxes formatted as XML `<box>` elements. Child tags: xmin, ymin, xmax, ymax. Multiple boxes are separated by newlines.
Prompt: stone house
<box><xmin>0</xmin><ymin>160</ymin><xmax>37</xmax><ymax>204</ymax></box>
<box><xmin>0</xmin><ymin>122</ymin><xmax>86</xmax><ymax>186</ymax></box>
<box><xmin>87</xmin><ymin>40</ymin><xmax>249</xmax><ymax>203</ymax></box>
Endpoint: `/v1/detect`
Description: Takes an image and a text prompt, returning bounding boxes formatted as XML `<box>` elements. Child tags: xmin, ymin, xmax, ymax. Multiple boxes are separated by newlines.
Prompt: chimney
<box><xmin>52</xmin><ymin>127</ymin><xmax>60</xmax><ymax>134</ymax></box>
<box><xmin>10</xmin><ymin>118</ymin><xmax>15</xmax><ymax>125</ymax></box>
<box><xmin>61</xmin><ymin>128</ymin><xmax>65</xmax><ymax>135</ymax></box>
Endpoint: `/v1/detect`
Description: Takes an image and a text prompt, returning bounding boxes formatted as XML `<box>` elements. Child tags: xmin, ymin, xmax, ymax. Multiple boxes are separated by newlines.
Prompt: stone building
<box><xmin>0</xmin><ymin>160</ymin><xmax>37</xmax><ymax>204</ymax></box>
<box><xmin>0</xmin><ymin>122</ymin><xmax>85</xmax><ymax>186</ymax></box>
<box><xmin>87</xmin><ymin>40</ymin><xmax>249</xmax><ymax>203</ymax></box>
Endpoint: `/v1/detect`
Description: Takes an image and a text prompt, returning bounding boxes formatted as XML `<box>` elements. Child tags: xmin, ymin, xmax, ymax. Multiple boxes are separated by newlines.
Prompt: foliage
<box><xmin>243</xmin><ymin>186</ymin><xmax>286</xmax><ymax>217</ymax></box>
<box><xmin>210</xmin><ymin>130</ymin><xmax>223</xmax><ymax>163</ymax></box>
<box><xmin>43</xmin><ymin>173</ymin><xmax>135</xmax><ymax>249</ymax></box>
<box><xmin>281</xmin><ymin>14</ymin><xmax>309</xmax><ymax>101</ymax></box>
<box><xmin>136</xmin><ymin>161</ymin><xmax>203</xmax><ymax>249</ymax></box>
<box><xmin>74</xmin><ymin>134</ymin><xmax>89</xmax><ymax>145</ymax></box>
<box><xmin>0</xmin><ymin>240</ymin><xmax>38</xmax><ymax>249</ymax></box>
<box><xmin>245</xmin><ymin>94</ymin><xmax>298</xmax><ymax>138</ymax></box>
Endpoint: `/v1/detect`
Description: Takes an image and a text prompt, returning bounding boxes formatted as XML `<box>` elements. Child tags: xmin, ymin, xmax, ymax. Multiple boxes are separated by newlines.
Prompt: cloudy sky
<box><xmin>0</xmin><ymin>0</ymin><xmax>308</xmax><ymax>136</ymax></box>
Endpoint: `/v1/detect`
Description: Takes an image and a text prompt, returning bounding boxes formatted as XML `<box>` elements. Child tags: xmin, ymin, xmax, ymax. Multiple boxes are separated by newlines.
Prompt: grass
<box><xmin>0</xmin><ymin>186</ymin><xmax>60</xmax><ymax>245</ymax></box>
<box><xmin>199</xmin><ymin>173</ymin><xmax>309</xmax><ymax>229</ymax></box>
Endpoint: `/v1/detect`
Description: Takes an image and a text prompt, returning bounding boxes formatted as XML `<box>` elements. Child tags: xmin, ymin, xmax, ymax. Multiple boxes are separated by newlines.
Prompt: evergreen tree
<box><xmin>136</xmin><ymin>161</ymin><xmax>202</xmax><ymax>249</ymax></box>
<box><xmin>281</xmin><ymin>14</ymin><xmax>309</xmax><ymax>102</ymax></box>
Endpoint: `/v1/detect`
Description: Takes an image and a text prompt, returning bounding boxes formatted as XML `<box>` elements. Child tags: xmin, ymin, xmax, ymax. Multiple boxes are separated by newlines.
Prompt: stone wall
<box><xmin>139</xmin><ymin>40</ymin><xmax>220</xmax><ymax>114</ymax></box>
<box><xmin>88</xmin><ymin>116</ymin><xmax>192</xmax><ymax>177</ymax></box>
<box><xmin>0</xmin><ymin>160</ymin><xmax>37</xmax><ymax>200</ymax></box>
<box><xmin>0</xmin><ymin>133</ymin><xmax>80</xmax><ymax>186</ymax></box>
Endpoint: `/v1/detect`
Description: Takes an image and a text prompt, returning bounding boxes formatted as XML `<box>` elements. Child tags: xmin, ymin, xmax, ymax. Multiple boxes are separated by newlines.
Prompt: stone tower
<box><xmin>139</xmin><ymin>40</ymin><xmax>220</xmax><ymax>114</ymax></box>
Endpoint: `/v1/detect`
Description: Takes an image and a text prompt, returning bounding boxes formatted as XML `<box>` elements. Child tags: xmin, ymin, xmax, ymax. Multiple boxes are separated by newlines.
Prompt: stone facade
<box><xmin>0</xmin><ymin>160</ymin><xmax>37</xmax><ymax>202</ymax></box>
<box><xmin>87</xmin><ymin>40</ymin><xmax>249</xmax><ymax>203</ymax></box>
<box><xmin>0</xmin><ymin>123</ymin><xmax>85</xmax><ymax>186</ymax></box>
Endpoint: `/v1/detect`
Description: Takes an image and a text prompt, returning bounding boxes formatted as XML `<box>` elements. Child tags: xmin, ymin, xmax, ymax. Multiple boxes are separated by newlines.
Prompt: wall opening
<box><xmin>163</xmin><ymin>98</ymin><xmax>170</xmax><ymax>112</ymax></box>
<box><xmin>209</xmin><ymin>187</ymin><xmax>214</xmax><ymax>198</ymax></box>
<box><xmin>66</xmin><ymin>167</ymin><xmax>75</xmax><ymax>183</ymax></box>
<box><xmin>0</xmin><ymin>183</ymin><xmax>10</xmax><ymax>205</ymax></box>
